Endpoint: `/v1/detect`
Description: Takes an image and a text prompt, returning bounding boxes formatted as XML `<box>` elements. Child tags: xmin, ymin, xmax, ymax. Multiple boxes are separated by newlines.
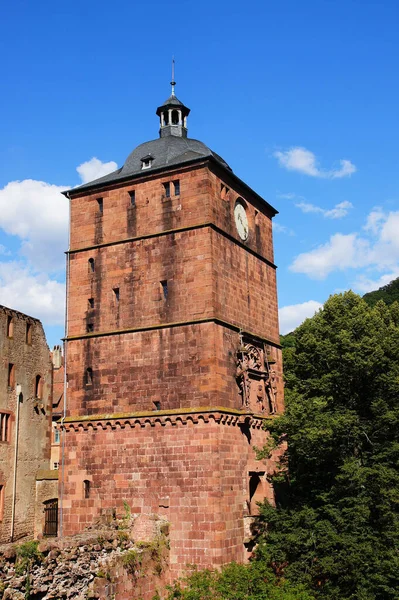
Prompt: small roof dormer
<box><xmin>156</xmin><ymin>62</ymin><xmax>190</xmax><ymax>139</ymax></box>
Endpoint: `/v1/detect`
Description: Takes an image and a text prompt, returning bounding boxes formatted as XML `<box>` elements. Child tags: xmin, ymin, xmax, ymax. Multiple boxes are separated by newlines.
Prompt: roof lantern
<box><xmin>156</xmin><ymin>59</ymin><xmax>190</xmax><ymax>139</ymax></box>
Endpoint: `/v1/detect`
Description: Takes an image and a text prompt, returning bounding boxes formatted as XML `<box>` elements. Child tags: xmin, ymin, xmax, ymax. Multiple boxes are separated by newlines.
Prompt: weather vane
<box><xmin>171</xmin><ymin>56</ymin><xmax>176</xmax><ymax>96</ymax></box>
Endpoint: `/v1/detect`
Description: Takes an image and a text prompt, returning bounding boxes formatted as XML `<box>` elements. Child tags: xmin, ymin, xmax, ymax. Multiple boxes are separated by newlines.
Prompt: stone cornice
<box><xmin>64</xmin><ymin>316</ymin><xmax>281</xmax><ymax>349</ymax></box>
<box><xmin>66</xmin><ymin>222</ymin><xmax>277</xmax><ymax>270</ymax></box>
<box><xmin>61</xmin><ymin>406</ymin><xmax>277</xmax><ymax>432</ymax></box>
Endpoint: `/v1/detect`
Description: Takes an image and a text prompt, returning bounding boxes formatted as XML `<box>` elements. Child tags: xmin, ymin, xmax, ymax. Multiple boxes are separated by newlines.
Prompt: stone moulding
<box><xmin>66</xmin><ymin>221</ymin><xmax>277</xmax><ymax>270</ymax></box>
<box><xmin>61</xmin><ymin>406</ymin><xmax>275</xmax><ymax>433</ymax></box>
<box><xmin>64</xmin><ymin>316</ymin><xmax>281</xmax><ymax>349</ymax></box>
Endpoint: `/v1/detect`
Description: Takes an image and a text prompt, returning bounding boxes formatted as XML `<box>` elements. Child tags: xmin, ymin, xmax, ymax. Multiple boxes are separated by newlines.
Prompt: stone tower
<box><xmin>60</xmin><ymin>83</ymin><xmax>283</xmax><ymax>578</ymax></box>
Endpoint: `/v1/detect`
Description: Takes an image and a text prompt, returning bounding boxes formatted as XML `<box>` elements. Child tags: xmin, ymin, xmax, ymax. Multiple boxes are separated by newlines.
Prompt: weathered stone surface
<box><xmin>0</xmin><ymin>516</ymin><xmax>169</xmax><ymax>599</ymax></box>
<box><xmin>0</xmin><ymin>306</ymin><xmax>54</xmax><ymax>544</ymax></box>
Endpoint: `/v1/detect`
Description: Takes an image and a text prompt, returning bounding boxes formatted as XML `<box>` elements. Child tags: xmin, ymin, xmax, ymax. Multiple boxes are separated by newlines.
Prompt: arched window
<box><xmin>171</xmin><ymin>110</ymin><xmax>179</xmax><ymax>124</ymax></box>
<box><xmin>163</xmin><ymin>111</ymin><xmax>169</xmax><ymax>125</ymax></box>
<box><xmin>88</xmin><ymin>258</ymin><xmax>95</xmax><ymax>273</ymax></box>
<box><xmin>6</xmin><ymin>316</ymin><xmax>13</xmax><ymax>338</ymax></box>
<box><xmin>35</xmin><ymin>375</ymin><xmax>43</xmax><ymax>399</ymax></box>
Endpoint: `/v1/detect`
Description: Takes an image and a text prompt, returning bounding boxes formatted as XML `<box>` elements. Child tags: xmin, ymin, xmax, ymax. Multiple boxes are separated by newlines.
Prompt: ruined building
<box><xmin>0</xmin><ymin>306</ymin><xmax>58</xmax><ymax>543</ymax></box>
<box><xmin>60</xmin><ymin>84</ymin><xmax>283</xmax><ymax>579</ymax></box>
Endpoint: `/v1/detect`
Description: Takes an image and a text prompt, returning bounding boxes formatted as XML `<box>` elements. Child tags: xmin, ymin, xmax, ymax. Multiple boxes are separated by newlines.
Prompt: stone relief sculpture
<box><xmin>236</xmin><ymin>337</ymin><xmax>277</xmax><ymax>414</ymax></box>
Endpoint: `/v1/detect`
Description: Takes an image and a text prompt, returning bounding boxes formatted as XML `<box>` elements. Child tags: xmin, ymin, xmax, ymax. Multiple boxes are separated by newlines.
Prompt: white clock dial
<box><xmin>234</xmin><ymin>202</ymin><xmax>249</xmax><ymax>241</ymax></box>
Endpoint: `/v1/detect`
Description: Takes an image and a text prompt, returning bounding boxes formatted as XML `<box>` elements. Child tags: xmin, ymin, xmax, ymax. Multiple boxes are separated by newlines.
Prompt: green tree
<box><xmin>163</xmin><ymin>561</ymin><xmax>315</xmax><ymax>600</ymax></box>
<box><xmin>363</xmin><ymin>276</ymin><xmax>399</xmax><ymax>307</ymax></box>
<box><xmin>257</xmin><ymin>292</ymin><xmax>399</xmax><ymax>599</ymax></box>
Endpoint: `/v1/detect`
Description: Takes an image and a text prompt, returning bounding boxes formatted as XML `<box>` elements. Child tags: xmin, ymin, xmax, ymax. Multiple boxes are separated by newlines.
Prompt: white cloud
<box><xmin>0</xmin><ymin>157</ymin><xmax>117</xmax><ymax>332</ymax></box>
<box><xmin>290</xmin><ymin>233</ymin><xmax>370</xmax><ymax>279</ymax></box>
<box><xmin>296</xmin><ymin>200</ymin><xmax>353</xmax><ymax>219</ymax></box>
<box><xmin>279</xmin><ymin>300</ymin><xmax>323</xmax><ymax>334</ymax></box>
<box><xmin>290</xmin><ymin>209</ymin><xmax>399</xmax><ymax>282</ymax></box>
<box><xmin>354</xmin><ymin>268</ymin><xmax>399</xmax><ymax>294</ymax></box>
<box><xmin>0</xmin><ymin>262</ymin><xmax>65</xmax><ymax>326</ymax></box>
<box><xmin>363</xmin><ymin>207</ymin><xmax>386</xmax><ymax>235</ymax></box>
<box><xmin>324</xmin><ymin>201</ymin><xmax>353</xmax><ymax>219</ymax></box>
<box><xmin>0</xmin><ymin>179</ymin><xmax>69</xmax><ymax>272</ymax></box>
<box><xmin>274</xmin><ymin>147</ymin><xmax>356</xmax><ymax>179</ymax></box>
<box><xmin>276</xmin><ymin>192</ymin><xmax>298</xmax><ymax>200</ymax></box>
<box><xmin>273</xmin><ymin>221</ymin><xmax>295</xmax><ymax>235</ymax></box>
<box><xmin>76</xmin><ymin>157</ymin><xmax>118</xmax><ymax>184</ymax></box>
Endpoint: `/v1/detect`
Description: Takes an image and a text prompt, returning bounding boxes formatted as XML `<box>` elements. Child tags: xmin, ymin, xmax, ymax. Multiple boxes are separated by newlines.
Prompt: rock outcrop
<box><xmin>0</xmin><ymin>513</ymin><xmax>169</xmax><ymax>600</ymax></box>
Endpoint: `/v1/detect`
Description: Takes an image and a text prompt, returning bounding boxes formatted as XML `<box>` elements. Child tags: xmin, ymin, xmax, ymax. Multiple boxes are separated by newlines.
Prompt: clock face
<box><xmin>234</xmin><ymin>202</ymin><xmax>249</xmax><ymax>241</ymax></box>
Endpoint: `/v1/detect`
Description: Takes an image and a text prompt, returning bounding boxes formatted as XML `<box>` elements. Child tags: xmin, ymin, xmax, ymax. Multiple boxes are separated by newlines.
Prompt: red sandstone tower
<box><xmin>60</xmin><ymin>83</ymin><xmax>283</xmax><ymax>576</ymax></box>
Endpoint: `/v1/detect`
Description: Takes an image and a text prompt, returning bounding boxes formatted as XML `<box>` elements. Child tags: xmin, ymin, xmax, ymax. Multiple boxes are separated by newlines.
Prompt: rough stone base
<box><xmin>0</xmin><ymin>513</ymin><xmax>169</xmax><ymax>600</ymax></box>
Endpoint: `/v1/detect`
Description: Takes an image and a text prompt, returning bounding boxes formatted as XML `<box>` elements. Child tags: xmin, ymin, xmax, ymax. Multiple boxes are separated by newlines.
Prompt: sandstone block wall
<box><xmin>0</xmin><ymin>307</ymin><xmax>53</xmax><ymax>543</ymax></box>
<box><xmin>60</xmin><ymin>412</ymin><xmax>278</xmax><ymax>581</ymax></box>
<box><xmin>63</xmin><ymin>156</ymin><xmax>283</xmax><ymax>578</ymax></box>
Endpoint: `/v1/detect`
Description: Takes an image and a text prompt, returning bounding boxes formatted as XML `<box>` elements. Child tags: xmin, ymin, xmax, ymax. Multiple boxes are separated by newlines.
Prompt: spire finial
<box><xmin>170</xmin><ymin>56</ymin><xmax>176</xmax><ymax>96</ymax></box>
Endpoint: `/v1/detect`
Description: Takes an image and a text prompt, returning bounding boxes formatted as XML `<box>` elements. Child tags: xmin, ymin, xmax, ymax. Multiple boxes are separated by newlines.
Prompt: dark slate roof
<box><xmin>156</xmin><ymin>94</ymin><xmax>190</xmax><ymax>116</ymax></box>
<box><xmin>161</xmin><ymin>94</ymin><xmax>185</xmax><ymax>107</ymax></box>
<box><xmin>68</xmin><ymin>137</ymin><xmax>232</xmax><ymax>194</ymax></box>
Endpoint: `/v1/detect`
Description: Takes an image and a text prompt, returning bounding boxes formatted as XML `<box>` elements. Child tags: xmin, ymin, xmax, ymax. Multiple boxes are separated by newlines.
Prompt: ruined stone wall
<box><xmin>0</xmin><ymin>307</ymin><xmax>52</xmax><ymax>544</ymax></box>
<box><xmin>0</xmin><ymin>514</ymin><xmax>170</xmax><ymax>600</ymax></box>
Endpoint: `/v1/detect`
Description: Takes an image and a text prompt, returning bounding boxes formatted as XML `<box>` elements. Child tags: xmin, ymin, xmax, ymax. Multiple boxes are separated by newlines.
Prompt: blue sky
<box><xmin>0</xmin><ymin>0</ymin><xmax>398</xmax><ymax>346</ymax></box>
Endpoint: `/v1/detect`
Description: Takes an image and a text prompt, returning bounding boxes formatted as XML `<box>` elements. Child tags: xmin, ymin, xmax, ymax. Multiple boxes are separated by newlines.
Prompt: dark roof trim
<box><xmin>62</xmin><ymin>155</ymin><xmax>278</xmax><ymax>216</ymax></box>
<box><xmin>62</xmin><ymin>155</ymin><xmax>209</xmax><ymax>198</ymax></box>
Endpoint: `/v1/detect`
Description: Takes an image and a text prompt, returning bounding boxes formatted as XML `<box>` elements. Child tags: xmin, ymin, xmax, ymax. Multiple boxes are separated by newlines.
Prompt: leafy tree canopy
<box><xmin>257</xmin><ymin>292</ymin><xmax>399</xmax><ymax>599</ymax></box>
<box><xmin>363</xmin><ymin>276</ymin><xmax>399</xmax><ymax>307</ymax></box>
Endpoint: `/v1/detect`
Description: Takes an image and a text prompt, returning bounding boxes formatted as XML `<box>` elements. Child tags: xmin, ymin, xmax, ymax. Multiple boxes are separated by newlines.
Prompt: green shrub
<box><xmin>164</xmin><ymin>562</ymin><xmax>315</xmax><ymax>600</ymax></box>
<box><xmin>15</xmin><ymin>540</ymin><xmax>43</xmax><ymax>576</ymax></box>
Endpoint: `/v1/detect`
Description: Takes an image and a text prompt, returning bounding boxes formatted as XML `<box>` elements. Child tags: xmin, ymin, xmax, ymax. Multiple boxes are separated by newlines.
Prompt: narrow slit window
<box><xmin>163</xmin><ymin>182</ymin><xmax>171</xmax><ymax>198</ymax></box>
<box><xmin>113</xmin><ymin>288</ymin><xmax>120</xmax><ymax>302</ymax></box>
<box><xmin>86</xmin><ymin>323</ymin><xmax>94</xmax><ymax>333</ymax></box>
<box><xmin>173</xmin><ymin>180</ymin><xmax>180</xmax><ymax>196</ymax></box>
<box><xmin>160</xmin><ymin>280</ymin><xmax>168</xmax><ymax>300</ymax></box>
<box><xmin>0</xmin><ymin>413</ymin><xmax>10</xmax><ymax>442</ymax></box>
<box><xmin>97</xmin><ymin>198</ymin><xmax>103</xmax><ymax>214</ymax></box>
<box><xmin>83</xmin><ymin>480</ymin><xmax>91</xmax><ymax>499</ymax></box>
<box><xmin>88</xmin><ymin>298</ymin><xmax>94</xmax><ymax>309</ymax></box>
<box><xmin>129</xmin><ymin>190</ymin><xmax>136</xmax><ymax>207</ymax></box>
<box><xmin>35</xmin><ymin>374</ymin><xmax>43</xmax><ymax>399</ymax></box>
<box><xmin>26</xmin><ymin>323</ymin><xmax>32</xmax><ymax>345</ymax></box>
<box><xmin>6</xmin><ymin>316</ymin><xmax>13</xmax><ymax>338</ymax></box>
<box><xmin>88</xmin><ymin>258</ymin><xmax>95</xmax><ymax>273</ymax></box>
<box><xmin>53</xmin><ymin>428</ymin><xmax>60</xmax><ymax>444</ymax></box>
<box><xmin>8</xmin><ymin>363</ymin><xmax>15</xmax><ymax>389</ymax></box>
<box><xmin>220</xmin><ymin>184</ymin><xmax>230</xmax><ymax>200</ymax></box>
<box><xmin>85</xmin><ymin>368</ymin><xmax>93</xmax><ymax>386</ymax></box>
